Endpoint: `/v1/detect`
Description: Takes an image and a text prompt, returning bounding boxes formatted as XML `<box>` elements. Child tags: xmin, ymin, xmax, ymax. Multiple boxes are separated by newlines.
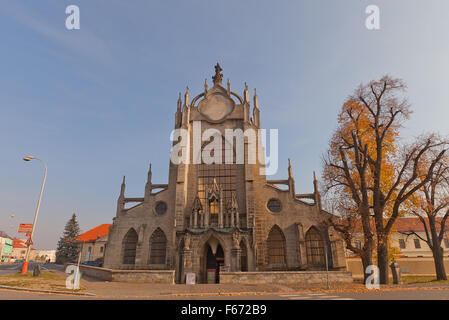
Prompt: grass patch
<box><xmin>0</xmin><ymin>280</ymin><xmax>29</xmax><ymax>287</ymax></box>
<box><xmin>353</xmin><ymin>275</ymin><xmax>449</xmax><ymax>284</ymax></box>
<box><xmin>0</xmin><ymin>271</ymin><xmax>85</xmax><ymax>291</ymax></box>
<box><xmin>6</xmin><ymin>272</ymin><xmax>63</xmax><ymax>280</ymax></box>
<box><xmin>401</xmin><ymin>275</ymin><xmax>449</xmax><ymax>284</ymax></box>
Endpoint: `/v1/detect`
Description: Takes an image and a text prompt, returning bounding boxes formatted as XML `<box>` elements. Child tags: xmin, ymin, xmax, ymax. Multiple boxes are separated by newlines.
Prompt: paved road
<box><xmin>0</xmin><ymin>289</ymin><xmax>89</xmax><ymax>300</ymax></box>
<box><xmin>0</xmin><ymin>262</ymin><xmax>63</xmax><ymax>275</ymax></box>
<box><xmin>1</xmin><ymin>287</ymin><xmax>449</xmax><ymax>300</ymax></box>
<box><xmin>162</xmin><ymin>289</ymin><xmax>449</xmax><ymax>300</ymax></box>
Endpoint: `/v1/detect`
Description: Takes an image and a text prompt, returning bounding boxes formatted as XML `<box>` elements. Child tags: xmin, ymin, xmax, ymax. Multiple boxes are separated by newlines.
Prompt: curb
<box><xmin>149</xmin><ymin>286</ymin><xmax>449</xmax><ymax>299</ymax></box>
<box><xmin>0</xmin><ymin>285</ymin><xmax>96</xmax><ymax>297</ymax></box>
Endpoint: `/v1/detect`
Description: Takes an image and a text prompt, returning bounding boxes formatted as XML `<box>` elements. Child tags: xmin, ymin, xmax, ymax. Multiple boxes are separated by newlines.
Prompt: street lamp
<box><xmin>21</xmin><ymin>155</ymin><xmax>47</xmax><ymax>274</ymax></box>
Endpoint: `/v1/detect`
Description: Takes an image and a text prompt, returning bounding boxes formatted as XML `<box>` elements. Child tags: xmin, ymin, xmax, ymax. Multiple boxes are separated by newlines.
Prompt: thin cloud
<box><xmin>1</xmin><ymin>2</ymin><xmax>115</xmax><ymax>67</ymax></box>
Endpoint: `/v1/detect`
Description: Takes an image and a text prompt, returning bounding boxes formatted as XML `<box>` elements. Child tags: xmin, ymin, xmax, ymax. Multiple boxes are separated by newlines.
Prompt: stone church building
<box><xmin>103</xmin><ymin>64</ymin><xmax>347</xmax><ymax>283</ymax></box>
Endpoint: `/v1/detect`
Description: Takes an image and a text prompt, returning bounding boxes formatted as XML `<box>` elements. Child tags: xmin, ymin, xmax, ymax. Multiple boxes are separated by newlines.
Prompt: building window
<box><xmin>267</xmin><ymin>225</ymin><xmax>286</xmax><ymax>265</ymax></box>
<box><xmin>197</xmin><ymin>139</ymin><xmax>239</xmax><ymax>217</ymax></box>
<box><xmin>100</xmin><ymin>246</ymin><xmax>104</xmax><ymax>253</ymax></box>
<box><xmin>149</xmin><ymin>228</ymin><xmax>167</xmax><ymax>265</ymax></box>
<box><xmin>354</xmin><ymin>240</ymin><xmax>362</xmax><ymax>250</ymax></box>
<box><xmin>414</xmin><ymin>239</ymin><xmax>421</xmax><ymax>249</ymax></box>
<box><xmin>155</xmin><ymin>201</ymin><xmax>167</xmax><ymax>215</ymax></box>
<box><xmin>305</xmin><ymin>227</ymin><xmax>326</xmax><ymax>267</ymax></box>
<box><xmin>122</xmin><ymin>228</ymin><xmax>138</xmax><ymax>265</ymax></box>
<box><xmin>399</xmin><ymin>239</ymin><xmax>406</xmax><ymax>249</ymax></box>
<box><xmin>444</xmin><ymin>238</ymin><xmax>449</xmax><ymax>248</ymax></box>
<box><xmin>267</xmin><ymin>199</ymin><xmax>282</xmax><ymax>213</ymax></box>
<box><xmin>198</xmin><ymin>164</ymin><xmax>236</xmax><ymax>208</ymax></box>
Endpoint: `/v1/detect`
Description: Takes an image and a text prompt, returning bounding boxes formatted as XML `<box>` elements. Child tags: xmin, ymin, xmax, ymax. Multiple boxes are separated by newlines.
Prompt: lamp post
<box><xmin>21</xmin><ymin>156</ymin><xmax>47</xmax><ymax>274</ymax></box>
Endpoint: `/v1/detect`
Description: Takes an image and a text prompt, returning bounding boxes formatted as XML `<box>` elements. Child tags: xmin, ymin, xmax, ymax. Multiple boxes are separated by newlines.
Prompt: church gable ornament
<box><xmin>198</xmin><ymin>63</ymin><xmax>235</xmax><ymax>123</ymax></box>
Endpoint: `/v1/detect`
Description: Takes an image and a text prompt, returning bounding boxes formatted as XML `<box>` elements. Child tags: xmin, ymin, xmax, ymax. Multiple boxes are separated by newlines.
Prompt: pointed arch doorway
<box><xmin>203</xmin><ymin>241</ymin><xmax>224</xmax><ymax>283</ymax></box>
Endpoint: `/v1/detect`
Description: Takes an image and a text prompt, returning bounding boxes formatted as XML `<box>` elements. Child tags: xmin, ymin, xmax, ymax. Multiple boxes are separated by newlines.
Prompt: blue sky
<box><xmin>1</xmin><ymin>1</ymin><xmax>449</xmax><ymax>249</ymax></box>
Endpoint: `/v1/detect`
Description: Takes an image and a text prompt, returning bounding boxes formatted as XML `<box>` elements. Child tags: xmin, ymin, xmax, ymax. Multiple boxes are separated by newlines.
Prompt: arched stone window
<box><xmin>197</xmin><ymin>139</ymin><xmax>238</xmax><ymax>226</ymax></box>
<box><xmin>149</xmin><ymin>228</ymin><xmax>167</xmax><ymax>265</ymax></box>
<box><xmin>122</xmin><ymin>228</ymin><xmax>138</xmax><ymax>265</ymax></box>
<box><xmin>267</xmin><ymin>225</ymin><xmax>286</xmax><ymax>265</ymax></box>
<box><xmin>305</xmin><ymin>227</ymin><xmax>326</xmax><ymax>267</ymax></box>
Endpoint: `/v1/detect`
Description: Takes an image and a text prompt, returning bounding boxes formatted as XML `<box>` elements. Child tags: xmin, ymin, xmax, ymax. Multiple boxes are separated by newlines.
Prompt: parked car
<box><xmin>81</xmin><ymin>261</ymin><xmax>102</xmax><ymax>267</ymax></box>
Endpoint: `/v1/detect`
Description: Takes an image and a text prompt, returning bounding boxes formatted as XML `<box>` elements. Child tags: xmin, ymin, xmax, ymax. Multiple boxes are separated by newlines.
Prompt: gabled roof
<box><xmin>76</xmin><ymin>224</ymin><xmax>112</xmax><ymax>243</ymax></box>
<box><xmin>347</xmin><ymin>217</ymin><xmax>449</xmax><ymax>233</ymax></box>
<box><xmin>394</xmin><ymin>217</ymin><xmax>449</xmax><ymax>232</ymax></box>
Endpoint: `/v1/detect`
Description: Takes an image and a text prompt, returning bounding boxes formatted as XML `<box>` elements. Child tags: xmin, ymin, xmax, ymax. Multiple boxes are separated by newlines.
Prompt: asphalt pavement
<box><xmin>0</xmin><ymin>262</ymin><xmax>63</xmax><ymax>275</ymax></box>
<box><xmin>2</xmin><ymin>287</ymin><xmax>449</xmax><ymax>300</ymax></box>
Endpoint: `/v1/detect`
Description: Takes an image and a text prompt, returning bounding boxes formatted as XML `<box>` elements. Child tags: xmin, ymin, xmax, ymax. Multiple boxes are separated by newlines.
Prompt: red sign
<box><xmin>18</xmin><ymin>224</ymin><xmax>33</xmax><ymax>233</ymax></box>
<box><xmin>25</xmin><ymin>238</ymin><xmax>33</xmax><ymax>246</ymax></box>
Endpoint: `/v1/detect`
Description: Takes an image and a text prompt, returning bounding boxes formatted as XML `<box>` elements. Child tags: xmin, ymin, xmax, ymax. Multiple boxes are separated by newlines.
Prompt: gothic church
<box><xmin>103</xmin><ymin>64</ymin><xmax>347</xmax><ymax>283</ymax></box>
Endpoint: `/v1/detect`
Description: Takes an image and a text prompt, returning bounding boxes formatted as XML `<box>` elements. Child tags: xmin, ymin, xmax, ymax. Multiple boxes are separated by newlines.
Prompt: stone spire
<box><xmin>227</xmin><ymin>78</ymin><xmax>231</xmax><ymax>96</ymax></box>
<box><xmin>288</xmin><ymin>158</ymin><xmax>293</xmax><ymax>178</ymax></box>
<box><xmin>192</xmin><ymin>195</ymin><xmax>203</xmax><ymax>212</ymax></box>
<box><xmin>253</xmin><ymin>88</ymin><xmax>259</xmax><ymax>109</ymax></box>
<box><xmin>184</xmin><ymin>86</ymin><xmax>190</xmax><ymax>107</ymax></box>
<box><xmin>177</xmin><ymin>93</ymin><xmax>182</xmax><ymax>111</ymax></box>
<box><xmin>288</xmin><ymin>159</ymin><xmax>295</xmax><ymax>197</ymax></box>
<box><xmin>182</xmin><ymin>87</ymin><xmax>190</xmax><ymax>127</ymax></box>
<box><xmin>204</xmin><ymin>78</ymin><xmax>208</xmax><ymax>94</ymax></box>
<box><xmin>120</xmin><ymin>176</ymin><xmax>126</xmax><ymax>198</ymax></box>
<box><xmin>243</xmin><ymin>82</ymin><xmax>250</xmax><ymax>104</ymax></box>
<box><xmin>243</xmin><ymin>82</ymin><xmax>251</xmax><ymax>123</ymax></box>
<box><xmin>253</xmin><ymin>88</ymin><xmax>260</xmax><ymax>127</ymax></box>
<box><xmin>145</xmin><ymin>163</ymin><xmax>152</xmax><ymax>199</ymax></box>
<box><xmin>175</xmin><ymin>93</ymin><xmax>182</xmax><ymax>128</ymax></box>
<box><xmin>212</xmin><ymin>63</ymin><xmax>223</xmax><ymax>86</ymax></box>
<box><xmin>313</xmin><ymin>171</ymin><xmax>322</xmax><ymax>211</ymax></box>
<box><xmin>116</xmin><ymin>176</ymin><xmax>126</xmax><ymax>217</ymax></box>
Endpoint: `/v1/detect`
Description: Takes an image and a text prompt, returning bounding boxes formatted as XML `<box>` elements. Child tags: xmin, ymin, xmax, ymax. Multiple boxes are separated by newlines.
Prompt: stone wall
<box><xmin>220</xmin><ymin>271</ymin><xmax>353</xmax><ymax>285</ymax></box>
<box><xmin>73</xmin><ymin>264</ymin><xmax>175</xmax><ymax>283</ymax></box>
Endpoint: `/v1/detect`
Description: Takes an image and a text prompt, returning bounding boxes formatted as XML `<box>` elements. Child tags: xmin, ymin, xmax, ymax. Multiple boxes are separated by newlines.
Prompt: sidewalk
<box><xmin>76</xmin><ymin>273</ymin><xmax>449</xmax><ymax>299</ymax></box>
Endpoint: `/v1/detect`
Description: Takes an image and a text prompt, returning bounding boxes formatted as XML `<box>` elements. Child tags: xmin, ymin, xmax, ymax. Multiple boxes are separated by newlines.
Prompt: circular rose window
<box><xmin>267</xmin><ymin>199</ymin><xmax>282</xmax><ymax>213</ymax></box>
<box><xmin>155</xmin><ymin>201</ymin><xmax>167</xmax><ymax>215</ymax></box>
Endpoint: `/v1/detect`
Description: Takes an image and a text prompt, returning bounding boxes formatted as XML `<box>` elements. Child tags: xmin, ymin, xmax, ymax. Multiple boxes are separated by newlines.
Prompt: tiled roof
<box><xmin>348</xmin><ymin>217</ymin><xmax>449</xmax><ymax>233</ymax></box>
<box><xmin>394</xmin><ymin>217</ymin><xmax>449</xmax><ymax>232</ymax></box>
<box><xmin>76</xmin><ymin>224</ymin><xmax>111</xmax><ymax>243</ymax></box>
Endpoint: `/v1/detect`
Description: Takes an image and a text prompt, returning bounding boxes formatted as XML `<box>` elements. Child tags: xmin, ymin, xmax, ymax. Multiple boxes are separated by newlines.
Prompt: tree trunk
<box><xmin>377</xmin><ymin>243</ymin><xmax>389</xmax><ymax>284</ymax></box>
<box><xmin>428</xmin><ymin>216</ymin><xmax>447</xmax><ymax>280</ymax></box>
<box><xmin>361</xmin><ymin>252</ymin><xmax>373</xmax><ymax>283</ymax></box>
<box><xmin>432</xmin><ymin>246</ymin><xmax>447</xmax><ymax>280</ymax></box>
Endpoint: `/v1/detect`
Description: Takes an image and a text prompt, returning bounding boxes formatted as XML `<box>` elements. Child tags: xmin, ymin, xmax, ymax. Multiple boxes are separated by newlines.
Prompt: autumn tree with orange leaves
<box><xmin>402</xmin><ymin>156</ymin><xmax>449</xmax><ymax>280</ymax></box>
<box><xmin>323</xmin><ymin>75</ymin><xmax>448</xmax><ymax>284</ymax></box>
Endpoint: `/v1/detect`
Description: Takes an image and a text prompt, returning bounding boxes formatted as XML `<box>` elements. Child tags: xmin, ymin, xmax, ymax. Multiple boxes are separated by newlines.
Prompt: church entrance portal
<box><xmin>205</xmin><ymin>243</ymin><xmax>224</xmax><ymax>283</ymax></box>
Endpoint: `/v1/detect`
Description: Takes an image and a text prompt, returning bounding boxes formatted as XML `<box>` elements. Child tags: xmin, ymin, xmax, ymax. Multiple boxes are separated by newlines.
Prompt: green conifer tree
<box><xmin>56</xmin><ymin>213</ymin><xmax>81</xmax><ymax>263</ymax></box>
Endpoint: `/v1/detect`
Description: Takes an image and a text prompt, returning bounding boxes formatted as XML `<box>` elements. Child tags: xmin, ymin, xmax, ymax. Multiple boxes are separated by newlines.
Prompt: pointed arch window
<box><xmin>122</xmin><ymin>228</ymin><xmax>138</xmax><ymax>265</ymax></box>
<box><xmin>267</xmin><ymin>225</ymin><xmax>286</xmax><ymax>265</ymax></box>
<box><xmin>198</xmin><ymin>139</ymin><xmax>237</xmax><ymax>221</ymax></box>
<box><xmin>149</xmin><ymin>228</ymin><xmax>167</xmax><ymax>265</ymax></box>
<box><xmin>305</xmin><ymin>227</ymin><xmax>326</xmax><ymax>267</ymax></box>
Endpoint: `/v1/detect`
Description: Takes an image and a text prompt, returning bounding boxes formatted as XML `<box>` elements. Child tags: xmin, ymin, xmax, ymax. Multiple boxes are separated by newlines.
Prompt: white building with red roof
<box><xmin>76</xmin><ymin>224</ymin><xmax>112</xmax><ymax>265</ymax></box>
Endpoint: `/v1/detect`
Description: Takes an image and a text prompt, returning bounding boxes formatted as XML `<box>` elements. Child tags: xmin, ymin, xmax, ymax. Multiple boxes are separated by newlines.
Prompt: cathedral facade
<box><xmin>103</xmin><ymin>64</ymin><xmax>347</xmax><ymax>284</ymax></box>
